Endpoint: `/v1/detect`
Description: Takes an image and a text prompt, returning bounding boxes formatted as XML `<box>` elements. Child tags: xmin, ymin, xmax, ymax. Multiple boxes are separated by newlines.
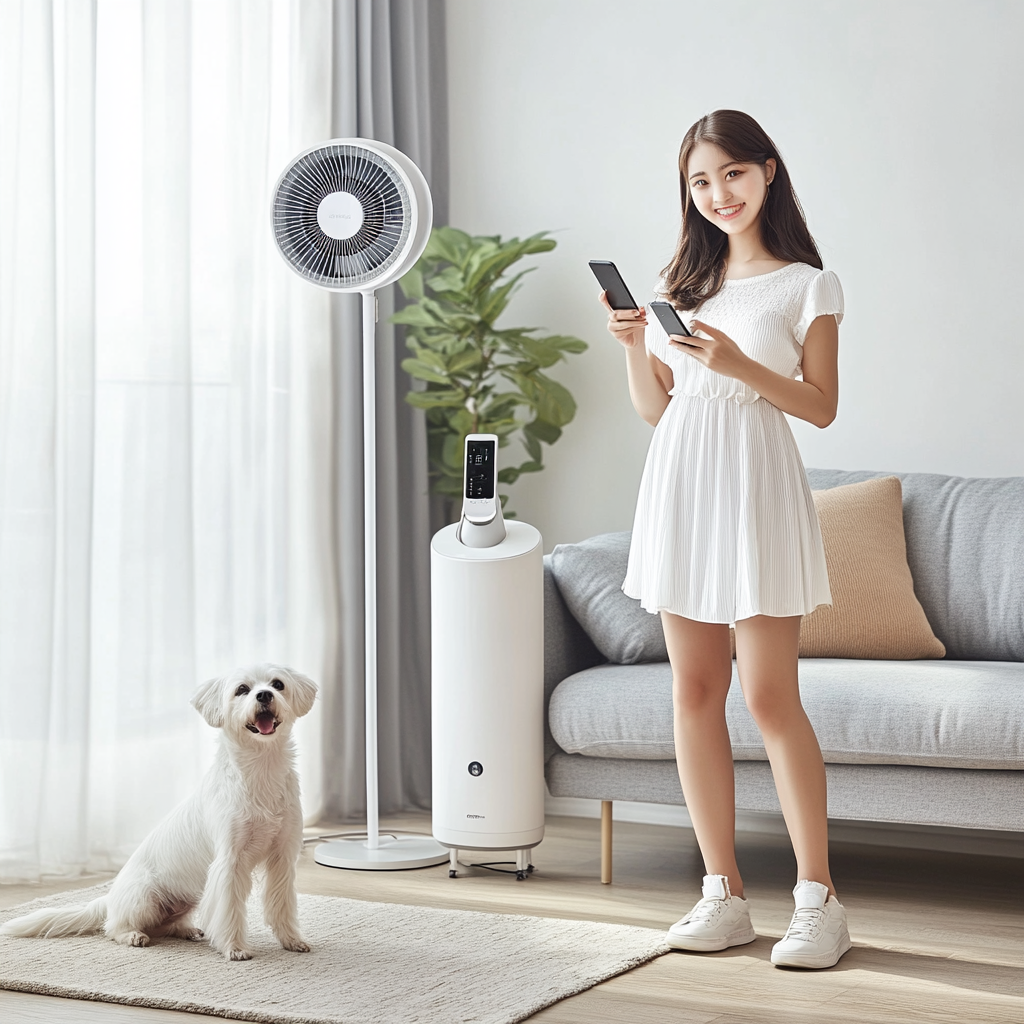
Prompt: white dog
<box><xmin>1</xmin><ymin>664</ymin><xmax>317</xmax><ymax>961</ymax></box>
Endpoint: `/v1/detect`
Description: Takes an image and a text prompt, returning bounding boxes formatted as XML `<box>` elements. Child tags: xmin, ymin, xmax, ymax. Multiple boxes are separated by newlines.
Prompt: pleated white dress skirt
<box><xmin>621</xmin><ymin>392</ymin><xmax>832</xmax><ymax>623</ymax></box>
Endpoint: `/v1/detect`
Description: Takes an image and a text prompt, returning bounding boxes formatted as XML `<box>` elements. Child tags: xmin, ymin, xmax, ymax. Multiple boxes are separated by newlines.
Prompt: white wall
<box><xmin>446</xmin><ymin>0</ymin><xmax>1024</xmax><ymax>551</ymax></box>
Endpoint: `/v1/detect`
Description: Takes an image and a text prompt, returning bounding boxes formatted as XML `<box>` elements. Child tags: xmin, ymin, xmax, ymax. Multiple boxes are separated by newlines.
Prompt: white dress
<box><xmin>621</xmin><ymin>262</ymin><xmax>844</xmax><ymax>623</ymax></box>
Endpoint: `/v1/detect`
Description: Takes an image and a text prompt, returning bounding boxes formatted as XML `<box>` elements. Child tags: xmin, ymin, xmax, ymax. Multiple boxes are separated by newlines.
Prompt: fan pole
<box><xmin>313</xmin><ymin>287</ymin><xmax>448</xmax><ymax>871</ymax></box>
<box><xmin>362</xmin><ymin>288</ymin><xmax>380</xmax><ymax>851</ymax></box>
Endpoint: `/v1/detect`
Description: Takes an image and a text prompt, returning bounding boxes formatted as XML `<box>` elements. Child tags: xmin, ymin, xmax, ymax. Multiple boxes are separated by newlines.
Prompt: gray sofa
<box><xmin>542</xmin><ymin>468</ymin><xmax>1024</xmax><ymax>881</ymax></box>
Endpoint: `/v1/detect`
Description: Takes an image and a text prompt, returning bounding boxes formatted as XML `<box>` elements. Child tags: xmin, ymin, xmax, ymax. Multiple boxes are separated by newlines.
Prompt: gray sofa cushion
<box><xmin>548</xmin><ymin>659</ymin><xmax>1024</xmax><ymax>770</ymax></box>
<box><xmin>805</xmin><ymin>469</ymin><xmax>1024</xmax><ymax>661</ymax></box>
<box><xmin>549</xmin><ymin>532</ymin><xmax>666</xmax><ymax>664</ymax></box>
<box><xmin>543</xmin><ymin>556</ymin><xmax>605</xmax><ymax>762</ymax></box>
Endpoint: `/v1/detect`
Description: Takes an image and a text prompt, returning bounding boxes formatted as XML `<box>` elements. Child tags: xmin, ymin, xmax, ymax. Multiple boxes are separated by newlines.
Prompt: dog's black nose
<box><xmin>256</xmin><ymin>690</ymin><xmax>273</xmax><ymax>705</ymax></box>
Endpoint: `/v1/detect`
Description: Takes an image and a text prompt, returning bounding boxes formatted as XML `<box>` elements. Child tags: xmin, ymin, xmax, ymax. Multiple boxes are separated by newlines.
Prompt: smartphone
<box><xmin>648</xmin><ymin>300</ymin><xmax>694</xmax><ymax>339</ymax></box>
<box><xmin>588</xmin><ymin>260</ymin><xmax>640</xmax><ymax>311</ymax></box>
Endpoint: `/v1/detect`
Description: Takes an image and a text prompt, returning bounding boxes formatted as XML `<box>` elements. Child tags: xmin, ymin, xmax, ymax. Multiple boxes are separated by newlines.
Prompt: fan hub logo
<box><xmin>317</xmin><ymin>191</ymin><xmax>364</xmax><ymax>241</ymax></box>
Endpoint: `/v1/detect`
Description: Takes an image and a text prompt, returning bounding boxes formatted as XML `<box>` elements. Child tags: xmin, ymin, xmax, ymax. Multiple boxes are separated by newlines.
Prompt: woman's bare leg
<box><xmin>733</xmin><ymin>614</ymin><xmax>836</xmax><ymax>897</ymax></box>
<box><xmin>660</xmin><ymin>612</ymin><xmax>743</xmax><ymax>897</ymax></box>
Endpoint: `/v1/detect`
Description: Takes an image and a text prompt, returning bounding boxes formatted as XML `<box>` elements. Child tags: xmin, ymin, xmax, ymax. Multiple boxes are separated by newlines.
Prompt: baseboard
<box><xmin>544</xmin><ymin>793</ymin><xmax>1024</xmax><ymax>859</ymax></box>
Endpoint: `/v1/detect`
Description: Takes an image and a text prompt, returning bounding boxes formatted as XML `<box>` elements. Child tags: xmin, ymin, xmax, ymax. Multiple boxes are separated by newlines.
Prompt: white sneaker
<box><xmin>666</xmin><ymin>874</ymin><xmax>756</xmax><ymax>952</ymax></box>
<box><xmin>770</xmin><ymin>879</ymin><xmax>852</xmax><ymax>968</ymax></box>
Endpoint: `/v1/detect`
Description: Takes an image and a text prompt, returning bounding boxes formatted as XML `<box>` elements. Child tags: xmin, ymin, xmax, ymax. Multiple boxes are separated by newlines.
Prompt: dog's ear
<box><xmin>281</xmin><ymin>669</ymin><xmax>317</xmax><ymax>718</ymax></box>
<box><xmin>191</xmin><ymin>676</ymin><xmax>225</xmax><ymax>728</ymax></box>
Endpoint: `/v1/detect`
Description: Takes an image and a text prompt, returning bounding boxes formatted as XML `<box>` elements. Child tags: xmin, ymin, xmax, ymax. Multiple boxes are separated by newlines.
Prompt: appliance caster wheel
<box><xmin>449</xmin><ymin>869</ymin><xmax>457</xmax><ymax>878</ymax></box>
<box><xmin>527</xmin><ymin>864</ymin><xmax>535</xmax><ymax>873</ymax></box>
<box><xmin>516</xmin><ymin>870</ymin><xmax>527</xmax><ymax>881</ymax></box>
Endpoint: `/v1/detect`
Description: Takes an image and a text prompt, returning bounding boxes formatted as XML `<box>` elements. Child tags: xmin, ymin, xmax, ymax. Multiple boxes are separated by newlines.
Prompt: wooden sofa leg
<box><xmin>600</xmin><ymin>800</ymin><xmax>612</xmax><ymax>884</ymax></box>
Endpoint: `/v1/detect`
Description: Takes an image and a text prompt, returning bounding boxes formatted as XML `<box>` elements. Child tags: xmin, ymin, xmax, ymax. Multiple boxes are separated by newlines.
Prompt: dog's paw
<box><xmin>227</xmin><ymin>948</ymin><xmax>253</xmax><ymax>961</ymax></box>
<box><xmin>183</xmin><ymin>927</ymin><xmax>205</xmax><ymax>941</ymax></box>
<box><xmin>118</xmin><ymin>931</ymin><xmax>150</xmax><ymax>948</ymax></box>
<box><xmin>281</xmin><ymin>937</ymin><xmax>311</xmax><ymax>953</ymax></box>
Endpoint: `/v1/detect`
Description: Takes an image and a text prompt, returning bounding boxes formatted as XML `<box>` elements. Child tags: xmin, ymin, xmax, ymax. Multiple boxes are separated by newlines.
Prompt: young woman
<box><xmin>601</xmin><ymin>109</ymin><xmax>849</xmax><ymax>969</ymax></box>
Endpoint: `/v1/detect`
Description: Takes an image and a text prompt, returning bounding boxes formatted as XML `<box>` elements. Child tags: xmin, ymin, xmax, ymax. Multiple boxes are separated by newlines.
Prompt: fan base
<box><xmin>313</xmin><ymin>832</ymin><xmax>450</xmax><ymax>871</ymax></box>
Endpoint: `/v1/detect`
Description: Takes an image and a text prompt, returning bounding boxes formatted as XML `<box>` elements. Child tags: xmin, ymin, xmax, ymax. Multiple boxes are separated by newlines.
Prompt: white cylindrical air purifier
<box><xmin>430</xmin><ymin>435</ymin><xmax>545</xmax><ymax>879</ymax></box>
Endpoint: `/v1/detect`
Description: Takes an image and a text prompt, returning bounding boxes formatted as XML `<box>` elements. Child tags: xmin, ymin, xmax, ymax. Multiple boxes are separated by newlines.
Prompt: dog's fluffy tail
<box><xmin>0</xmin><ymin>897</ymin><xmax>107</xmax><ymax>939</ymax></box>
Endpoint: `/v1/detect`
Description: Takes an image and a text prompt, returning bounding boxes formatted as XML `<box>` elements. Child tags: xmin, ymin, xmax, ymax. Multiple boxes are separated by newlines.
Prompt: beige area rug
<box><xmin>0</xmin><ymin>882</ymin><xmax>667</xmax><ymax>1024</ymax></box>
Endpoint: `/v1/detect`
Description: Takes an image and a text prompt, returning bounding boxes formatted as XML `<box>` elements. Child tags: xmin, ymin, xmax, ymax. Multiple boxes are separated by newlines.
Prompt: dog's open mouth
<box><xmin>247</xmin><ymin>711</ymin><xmax>279</xmax><ymax>735</ymax></box>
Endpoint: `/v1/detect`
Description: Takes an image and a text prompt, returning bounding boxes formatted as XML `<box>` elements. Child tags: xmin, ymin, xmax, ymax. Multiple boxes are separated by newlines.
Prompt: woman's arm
<box><xmin>680</xmin><ymin>314</ymin><xmax>839</xmax><ymax>428</ymax></box>
<box><xmin>625</xmin><ymin>345</ymin><xmax>672</xmax><ymax>426</ymax></box>
<box><xmin>600</xmin><ymin>292</ymin><xmax>672</xmax><ymax>426</ymax></box>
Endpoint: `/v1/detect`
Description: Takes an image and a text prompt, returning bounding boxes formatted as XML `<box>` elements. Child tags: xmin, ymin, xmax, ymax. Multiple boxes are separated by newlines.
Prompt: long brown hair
<box><xmin>660</xmin><ymin>110</ymin><xmax>822</xmax><ymax>310</ymax></box>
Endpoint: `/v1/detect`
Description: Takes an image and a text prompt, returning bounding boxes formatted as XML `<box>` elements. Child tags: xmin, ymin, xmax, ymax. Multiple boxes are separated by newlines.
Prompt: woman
<box><xmin>602</xmin><ymin>109</ymin><xmax>849</xmax><ymax>969</ymax></box>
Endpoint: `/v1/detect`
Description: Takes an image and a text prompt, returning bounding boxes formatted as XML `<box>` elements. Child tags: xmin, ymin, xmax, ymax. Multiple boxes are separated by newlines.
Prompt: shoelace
<box><xmin>783</xmin><ymin>906</ymin><xmax>825</xmax><ymax>941</ymax></box>
<box><xmin>680</xmin><ymin>897</ymin><xmax>727</xmax><ymax>927</ymax></box>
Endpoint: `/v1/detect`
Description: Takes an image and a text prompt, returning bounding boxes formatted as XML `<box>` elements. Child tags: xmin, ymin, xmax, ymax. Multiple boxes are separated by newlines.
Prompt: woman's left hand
<box><xmin>669</xmin><ymin>320</ymin><xmax>750</xmax><ymax>380</ymax></box>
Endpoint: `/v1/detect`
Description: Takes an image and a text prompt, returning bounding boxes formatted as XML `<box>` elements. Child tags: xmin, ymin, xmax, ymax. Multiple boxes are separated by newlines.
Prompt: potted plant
<box><xmin>392</xmin><ymin>227</ymin><xmax>587</xmax><ymax>518</ymax></box>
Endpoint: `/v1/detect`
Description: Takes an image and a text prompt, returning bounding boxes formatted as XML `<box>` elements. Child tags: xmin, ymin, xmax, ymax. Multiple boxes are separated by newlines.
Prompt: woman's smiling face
<box><xmin>685</xmin><ymin>141</ymin><xmax>775</xmax><ymax>237</ymax></box>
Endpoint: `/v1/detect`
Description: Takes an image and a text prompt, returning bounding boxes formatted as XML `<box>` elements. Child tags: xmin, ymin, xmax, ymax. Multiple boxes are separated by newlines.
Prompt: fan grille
<box><xmin>272</xmin><ymin>144</ymin><xmax>412</xmax><ymax>288</ymax></box>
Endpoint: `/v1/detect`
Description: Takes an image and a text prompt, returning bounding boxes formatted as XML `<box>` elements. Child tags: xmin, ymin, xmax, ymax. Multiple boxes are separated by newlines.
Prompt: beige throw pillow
<box><xmin>799</xmin><ymin>476</ymin><xmax>945</xmax><ymax>658</ymax></box>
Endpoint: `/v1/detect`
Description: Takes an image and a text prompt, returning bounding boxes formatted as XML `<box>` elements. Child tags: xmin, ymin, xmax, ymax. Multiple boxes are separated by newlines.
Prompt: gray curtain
<box><xmin>322</xmin><ymin>0</ymin><xmax>449</xmax><ymax>820</ymax></box>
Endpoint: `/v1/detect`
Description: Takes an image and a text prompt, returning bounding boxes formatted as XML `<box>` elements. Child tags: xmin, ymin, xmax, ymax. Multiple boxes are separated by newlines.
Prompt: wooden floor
<box><xmin>1</xmin><ymin>813</ymin><xmax>1021</xmax><ymax>1023</ymax></box>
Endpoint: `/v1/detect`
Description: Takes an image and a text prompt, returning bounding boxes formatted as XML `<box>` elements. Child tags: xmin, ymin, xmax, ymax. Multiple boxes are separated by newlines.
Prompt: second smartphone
<box><xmin>648</xmin><ymin>300</ymin><xmax>694</xmax><ymax>339</ymax></box>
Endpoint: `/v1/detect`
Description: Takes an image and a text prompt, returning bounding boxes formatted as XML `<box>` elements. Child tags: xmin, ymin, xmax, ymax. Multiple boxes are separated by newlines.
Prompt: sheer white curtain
<box><xmin>0</xmin><ymin>0</ymin><xmax>336</xmax><ymax>882</ymax></box>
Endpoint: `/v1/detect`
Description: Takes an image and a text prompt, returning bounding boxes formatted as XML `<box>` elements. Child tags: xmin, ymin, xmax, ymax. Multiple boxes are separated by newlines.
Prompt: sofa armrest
<box><xmin>544</xmin><ymin>555</ymin><xmax>605</xmax><ymax>761</ymax></box>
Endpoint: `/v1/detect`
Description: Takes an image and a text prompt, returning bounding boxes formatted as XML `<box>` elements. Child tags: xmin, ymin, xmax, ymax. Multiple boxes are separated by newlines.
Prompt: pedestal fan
<box><xmin>271</xmin><ymin>138</ymin><xmax>447</xmax><ymax>869</ymax></box>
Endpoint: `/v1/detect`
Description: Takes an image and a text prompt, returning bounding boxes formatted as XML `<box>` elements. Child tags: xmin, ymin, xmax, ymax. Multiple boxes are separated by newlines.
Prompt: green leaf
<box><xmin>481</xmin><ymin>393</ymin><xmax>523</xmax><ymax>420</ymax></box>
<box><xmin>423</xmin><ymin>226</ymin><xmax>472</xmax><ymax>266</ymax></box>
<box><xmin>425</xmin><ymin>266</ymin><xmax>467</xmax><ymax>297</ymax></box>
<box><xmin>391</xmin><ymin>304</ymin><xmax>442</xmax><ymax>328</ymax></box>
<box><xmin>405</xmin><ymin>389</ymin><xmax>466</xmax><ymax>409</ymax></box>
<box><xmin>479</xmin><ymin>269</ymin><xmax>532</xmax><ymax>325</ymax></box>
<box><xmin>416</xmin><ymin>348</ymin><xmax>449</xmax><ymax>372</ymax></box>
<box><xmin>524</xmin><ymin>418</ymin><xmax>562</xmax><ymax>445</ymax></box>
<box><xmin>522</xmin><ymin>431</ymin><xmax>542</xmax><ymax>462</ymax></box>
<box><xmin>398</xmin><ymin>268</ymin><xmax>424</xmax><ymax>301</ymax></box>
<box><xmin>442</xmin><ymin>432</ymin><xmax>464</xmax><ymax>472</ymax></box>
<box><xmin>401</xmin><ymin>358</ymin><xmax>451</xmax><ymax>385</ymax></box>
<box><xmin>541</xmin><ymin>334</ymin><xmax>589</xmax><ymax>354</ymax></box>
<box><xmin>486</xmin><ymin>421</ymin><xmax>519</xmax><ymax>440</ymax></box>
<box><xmin>447</xmin><ymin>348</ymin><xmax>482</xmax><ymax>374</ymax></box>
<box><xmin>509</xmin><ymin>372</ymin><xmax>577</xmax><ymax>426</ymax></box>
<box><xmin>462</xmin><ymin>239</ymin><xmax>506</xmax><ymax>289</ymax></box>
<box><xmin>497</xmin><ymin>459</ymin><xmax>542</xmax><ymax>485</ymax></box>
<box><xmin>449</xmin><ymin>409</ymin><xmax>475</xmax><ymax>434</ymax></box>
<box><xmin>464</xmin><ymin>233</ymin><xmax>550</xmax><ymax>293</ymax></box>
<box><xmin>519</xmin><ymin>233</ymin><xmax>558</xmax><ymax>255</ymax></box>
<box><xmin>516</xmin><ymin>336</ymin><xmax>566</xmax><ymax>368</ymax></box>
<box><xmin>465</xmin><ymin>246</ymin><xmax>524</xmax><ymax>294</ymax></box>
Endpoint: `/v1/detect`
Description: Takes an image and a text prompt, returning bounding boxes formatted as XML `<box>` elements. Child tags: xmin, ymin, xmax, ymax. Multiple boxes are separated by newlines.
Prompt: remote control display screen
<box><xmin>465</xmin><ymin>440</ymin><xmax>495</xmax><ymax>499</ymax></box>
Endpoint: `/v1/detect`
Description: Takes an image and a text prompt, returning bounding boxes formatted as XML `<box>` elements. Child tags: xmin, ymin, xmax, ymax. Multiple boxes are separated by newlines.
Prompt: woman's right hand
<box><xmin>600</xmin><ymin>291</ymin><xmax>647</xmax><ymax>349</ymax></box>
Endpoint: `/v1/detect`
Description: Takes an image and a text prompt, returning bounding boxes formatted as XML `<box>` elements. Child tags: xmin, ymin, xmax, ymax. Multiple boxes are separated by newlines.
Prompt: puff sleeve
<box><xmin>794</xmin><ymin>269</ymin><xmax>844</xmax><ymax>346</ymax></box>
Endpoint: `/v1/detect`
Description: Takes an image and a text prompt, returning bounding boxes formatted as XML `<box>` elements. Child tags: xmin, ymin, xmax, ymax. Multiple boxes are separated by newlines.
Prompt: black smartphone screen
<box><xmin>589</xmin><ymin>260</ymin><xmax>639</xmax><ymax>310</ymax></box>
<box><xmin>649</xmin><ymin>300</ymin><xmax>693</xmax><ymax>338</ymax></box>
<box><xmin>465</xmin><ymin>439</ymin><xmax>495</xmax><ymax>499</ymax></box>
